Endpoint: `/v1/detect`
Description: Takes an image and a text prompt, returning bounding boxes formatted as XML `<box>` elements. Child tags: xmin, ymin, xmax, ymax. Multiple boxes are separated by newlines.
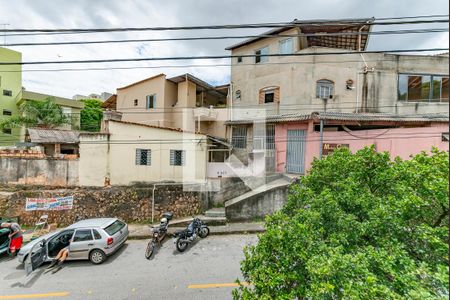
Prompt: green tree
<box><xmin>0</xmin><ymin>97</ymin><xmax>71</xmax><ymax>129</ymax></box>
<box><xmin>234</xmin><ymin>147</ymin><xmax>449</xmax><ymax>299</ymax></box>
<box><xmin>80</xmin><ymin>99</ymin><xmax>103</xmax><ymax>132</ymax></box>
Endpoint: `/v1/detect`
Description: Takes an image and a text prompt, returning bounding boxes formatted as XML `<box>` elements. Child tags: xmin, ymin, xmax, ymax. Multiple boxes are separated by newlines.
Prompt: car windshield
<box><xmin>104</xmin><ymin>220</ymin><xmax>125</xmax><ymax>236</ymax></box>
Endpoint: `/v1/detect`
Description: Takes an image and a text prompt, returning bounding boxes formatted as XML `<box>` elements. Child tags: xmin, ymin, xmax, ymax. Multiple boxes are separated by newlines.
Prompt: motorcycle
<box><xmin>173</xmin><ymin>218</ymin><xmax>209</xmax><ymax>252</ymax></box>
<box><xmin>145</xmin><ymin>212</ymin><xmax>173</xmax><ymax>259</ymax></box>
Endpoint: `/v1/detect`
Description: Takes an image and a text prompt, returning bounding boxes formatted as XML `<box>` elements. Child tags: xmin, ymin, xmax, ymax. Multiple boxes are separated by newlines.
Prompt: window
<box><xmin>398</xmin><ymin>74</ymin><xmax>449</xmax><ymax>102</ymax></box>
<box><xmin>279</xmin><ymin>38</ymin><xmax>293</xmax><ymax>54</ymax></box>
<box><xmin>104</xmin><ymin>220</ymin><xmax>125</xmax><ymax>236</ymax></box>
<box><xmin>146</xmin><ymin>94</ymin><xmax>156</xmax><ymax>109</ymax></box>
<box><xmin>231</xmin><ymin>126</ymin><xmax>247</xmax><ymax>149</ymax></box>
<box><xmin>73</xmin><ymin>229</ymin><xmax>93</xmax><ymax>242</ymax></box>
<box><xmin>2</xmin><ymin>89</ymin><xmax>12</xmax><ymax>97</ymax></box>
<box><xmin>170</xmin><ymin>150</ymin><xmax>185</xmax><ymax>166</ymax></box>
<box><xmin>235</xmin><ymin>90</ymin><xmax>241</xmax><ymax>101</ymax></box>
<box><xmin>135</xmin><ymin>149</ymin><xmax>151</xmax><ymax>166</ymax></box>
<box><xmin>133</xmin><ymin>99</ymin><xmax>138</xmax><ymax>106</ymax></box>
<box><xmin>255</xmin><ymin>46</ymin><xmax>269</xmax><ymax>63</ymax></box>
<box><xmin>316</xmin><ymin>80</ymin><xmax>334</xmax><ymax>99</ymax></box>
<box><xmin>92</xmin><ymin>229</ymin><xmax>102</xmax><ymax>240</ymax></box>
<box><xmin>237</xmin><ymin>56</ymin><xmax>243</xmax><ymax>63</ymax></box>
<box><xmin>259</xmin><ymin>86</ymin><xmax>280</xmax><ymax>104</ymax></box>
<box><xmin>2</xmin><ymin>128</ymin><xmax>11</xmax><ymax>135</ymax></box>
<box><xmin>253</xmin><ymin>124</ymin><xmax>275</xmax><ymax>150</ymax></box>
<box><xmin>2</xmin><ymin>109</ymin><xmax>12</xmax><ymax>116</ymax></box>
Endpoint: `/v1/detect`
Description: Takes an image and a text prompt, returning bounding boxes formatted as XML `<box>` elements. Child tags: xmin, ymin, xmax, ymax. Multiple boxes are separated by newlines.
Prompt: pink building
<box><xmin>273</xmin><ymin>112</ymin><xmax>449</xmax><ymax>174</ymax></box>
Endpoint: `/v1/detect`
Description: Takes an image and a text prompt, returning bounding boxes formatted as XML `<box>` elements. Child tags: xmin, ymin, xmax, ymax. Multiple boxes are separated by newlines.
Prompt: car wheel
<box><xmin>89</xmin><ymin>249</ymin><xmax>106</xmax><ymax>264</ymax></box>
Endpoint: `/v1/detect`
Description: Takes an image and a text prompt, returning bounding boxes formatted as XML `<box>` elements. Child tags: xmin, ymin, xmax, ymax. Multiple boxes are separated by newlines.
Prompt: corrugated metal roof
<box><xmin>225</xmin><ymin>112</ymin><xmax>449</xmax><ymax>125</ymax></box>
<box><xmin>27</xmin><ymin>128</ymin><xmax>80</xmax><ymax>144</ymax></box>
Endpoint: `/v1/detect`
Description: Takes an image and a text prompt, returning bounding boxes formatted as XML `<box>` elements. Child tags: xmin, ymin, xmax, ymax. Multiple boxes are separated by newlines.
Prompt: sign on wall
<box><xmin>322</xmin><ymin>143</ymin><xmax>350</xmax><ymax>156</ymax></box>
<box><xmin>25</xmin><ymin>196</ymin><xmax>74</xmax><ymax>211</ymax></box>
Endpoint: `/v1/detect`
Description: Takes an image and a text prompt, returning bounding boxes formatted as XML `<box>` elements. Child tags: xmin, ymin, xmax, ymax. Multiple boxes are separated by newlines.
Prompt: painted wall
<box><xmin>79</xmin><ymin>120</ymin><xmax>208</xmax><ymax>186</ymax></box>
<box><xmin>0</xmin><ymin>47</ymin><xmax>22</xmax><ymax>145</ymax></box>
<box><xmin>229</xmin><ymin>32</ymin><xmax>449</xmax><ymax>120</ymax></box>
<box><xmin>275</xmin><ymin>122</ymin><xmax>449</xmax><ymax>174</ymax></box>
<box><xmin>0</xmin><ymin>157</ymin><xmax>78</xmax><ymax>186</ymax></box>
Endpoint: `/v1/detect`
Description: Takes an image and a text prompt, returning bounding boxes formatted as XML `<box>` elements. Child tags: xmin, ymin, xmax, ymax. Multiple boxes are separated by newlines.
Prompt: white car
<box><xmin>17</xmin><ymin>218</ymin><xmax>128</xmax><ymax>275</ymax></box>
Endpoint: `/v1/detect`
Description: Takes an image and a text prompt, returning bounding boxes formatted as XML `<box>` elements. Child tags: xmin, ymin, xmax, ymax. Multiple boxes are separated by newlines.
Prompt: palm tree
<box><xmin>0</xmin><ymin>97</ymin><xmax>72</xmax><ymax>130</ymax></box>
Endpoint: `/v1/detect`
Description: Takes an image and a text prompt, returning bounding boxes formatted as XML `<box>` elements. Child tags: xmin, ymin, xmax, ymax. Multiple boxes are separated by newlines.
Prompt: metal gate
<box><xmin>286</xmin><ymin>129</ymin><xmax>306</xmax><ymax>174</ymax></box>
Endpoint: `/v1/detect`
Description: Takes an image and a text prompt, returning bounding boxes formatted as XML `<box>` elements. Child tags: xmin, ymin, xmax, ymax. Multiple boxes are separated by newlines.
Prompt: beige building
<box><xmin>226</xmin><ymin>19</ymin><xmax>449</xmax><ymax>122</ymax></box>
<box><xmin>108</xmin><ymin>73</ymin><xmax>230</xmax><ymax>138</ymax></box>
<box><xmin>79</xmin><ymin>119</ymin><xmax>211</xmax><ymax>186</ymax></box>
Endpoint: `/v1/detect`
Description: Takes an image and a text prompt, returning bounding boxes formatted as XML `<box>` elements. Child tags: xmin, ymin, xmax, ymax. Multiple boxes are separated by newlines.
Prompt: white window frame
<box><xmin>136</xmin><ymin>149</ymin><xmax>152</xmax><ymax>166</ymax></box>
<box><xmin>146</xmin><ymin>94</ymin><xmax>156</xmax><ymax>109</ymax></box>
<box><xmin>170</xmin><ymin>150</ymin><xmax>186</xmax><ymax>166</ymax></box>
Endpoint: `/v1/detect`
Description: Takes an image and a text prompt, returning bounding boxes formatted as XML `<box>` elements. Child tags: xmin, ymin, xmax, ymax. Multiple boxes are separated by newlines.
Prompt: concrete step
<box><xmin>204</xmin><ymin>207</ymin><xmax>226</xmax><ymax>218</ymax></box>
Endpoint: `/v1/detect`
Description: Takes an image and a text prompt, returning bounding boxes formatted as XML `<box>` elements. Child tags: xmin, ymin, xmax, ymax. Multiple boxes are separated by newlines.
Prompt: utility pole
<box><xmin>1</xmin><ymin>23</ymin><xmax>9</xmax><ymax>46</ymax></box>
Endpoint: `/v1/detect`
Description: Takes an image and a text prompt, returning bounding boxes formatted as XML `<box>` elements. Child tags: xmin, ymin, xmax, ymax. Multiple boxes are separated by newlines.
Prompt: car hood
<box><xmin>20</xmin><ymin>230</ymin><xmax>61</xmax><ymax>253</ymax></box>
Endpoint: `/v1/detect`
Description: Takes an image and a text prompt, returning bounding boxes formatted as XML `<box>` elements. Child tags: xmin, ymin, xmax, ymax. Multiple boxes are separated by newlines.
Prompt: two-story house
<box><xmin>224</xmin><ymin>19</ymin><xmax>449</xmax><ymax>175</ymax></box>
<box><xmin>106</xmin><ymin>73</ymin><xmax>230</xmax><ymax>139</ymax></box>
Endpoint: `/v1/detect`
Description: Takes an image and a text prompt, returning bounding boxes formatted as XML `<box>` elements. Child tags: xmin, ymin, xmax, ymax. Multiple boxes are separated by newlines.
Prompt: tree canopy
<box><xmin>80</xmin><ymin>99</ymin><xmax>103</xmax><ymax>132</ymax></box>
<box><xmin>234</xmin><ymin>147</ymin><xmax>449</xmax><ymax>299</ymax></box>
<box><xmin>0</xmin><ymin>97</ymin><xmax>71</xmax><ymax>130</ymax></box>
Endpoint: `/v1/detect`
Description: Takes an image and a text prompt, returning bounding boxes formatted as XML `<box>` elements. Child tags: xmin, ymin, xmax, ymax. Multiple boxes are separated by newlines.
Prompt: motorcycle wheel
<box><xmin>176</xmin><ymin>238</ymin><xmax>188</xmax><ymax>252</ymax></box>
<box><xmin>145</xmin><ymin>241</ymin><xmax>155</xmax><ymax>259</ymax></box>
<box><xmin>199</xmin><ymin>227</ymin><xmax>210</xmax><ymax>238</ymax></box>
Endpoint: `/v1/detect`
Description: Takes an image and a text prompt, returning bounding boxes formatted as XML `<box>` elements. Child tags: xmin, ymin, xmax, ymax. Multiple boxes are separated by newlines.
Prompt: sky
<box><xmin>0</xmin><ymin>0</ymin><xmax>448</xmax><ymax>98</ymax></box>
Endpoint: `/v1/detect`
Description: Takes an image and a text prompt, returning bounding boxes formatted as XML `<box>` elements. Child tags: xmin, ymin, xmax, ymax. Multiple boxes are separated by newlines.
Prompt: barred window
<box><xmin>231</xmin><ymin>126</ymin><xmax>247</xmax><ymax>149</ymax></box>
<box><xmin>170</xmin><ymin>150</ymin><xmax>185</xmax><ymax>166</ymax></box>
<box><xmin>316</xmin><ymin>79</ymin><xmax>334</xmax><ymax>99</ymax></box>
<box><xmin>136</xmin><ymin>149</ymin><xmax>151</xmax><ymax>166</ymax></box>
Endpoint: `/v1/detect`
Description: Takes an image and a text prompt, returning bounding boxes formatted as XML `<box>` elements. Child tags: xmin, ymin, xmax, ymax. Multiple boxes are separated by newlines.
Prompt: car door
<box><xmin>69</xmin><ymin>228</ymin><xmax>94</xmax><ymax>260</ymax></box>
<box><xmin>25</xmin><ymin>239</ymin><xmax>47</xmax><ymax>276</ymax></box>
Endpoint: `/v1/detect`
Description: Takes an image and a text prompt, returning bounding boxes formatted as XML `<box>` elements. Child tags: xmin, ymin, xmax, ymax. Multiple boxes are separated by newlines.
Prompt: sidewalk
<box><xmin>128</xmin><ymin>222</ymin><xmax>265</xmax><ymax>240</ymax></box>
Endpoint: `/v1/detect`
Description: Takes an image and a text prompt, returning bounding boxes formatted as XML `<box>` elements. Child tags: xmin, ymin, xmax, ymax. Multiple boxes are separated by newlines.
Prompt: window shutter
<box><xmin>152</xmin><ymin>95</ymin><xmax>156</xmax><ymax>108</ymax></box>
<box><xmin>259</xmin><ymin>89</ymin><xmax>264</xmax><ymax>104</ymax></box>
<box><xmin>170</xmin><ymin>150</ymin><xmax>175</xmax><ymax>165</ymax></box>
<box><xmin>135</xmin><ymin>149</ymin><xmax>141</xmax><ymax>165</ymax></box>
<box><xmin>274</xmin><ymin>87</ymin><xmax>280</xmax><ymax>103</ymax></box>
<box><xmin>181</xmin><ymin>150</ymin><xmax>186</xmax><ymax>166</ymax></box>
<box><xmin>147</xmin><ymin>150</ymin><xmax>151</xmax><ymax>165</ymax></box>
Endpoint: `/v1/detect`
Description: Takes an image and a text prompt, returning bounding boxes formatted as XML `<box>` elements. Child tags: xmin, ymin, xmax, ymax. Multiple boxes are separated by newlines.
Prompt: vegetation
<box><xmin>80</xmin><ymin>99</ymin><xmax>103</xmax><ymax>132</ymax></box>
<box><xmin>234</xmin><ymin>147</ymin><xmax>449</xmax><ymax>299</ymax></box>
<box><xmin>0</xmin><ymin>97</ymin><xmax>71</xmax><ymax>129</ymax></box>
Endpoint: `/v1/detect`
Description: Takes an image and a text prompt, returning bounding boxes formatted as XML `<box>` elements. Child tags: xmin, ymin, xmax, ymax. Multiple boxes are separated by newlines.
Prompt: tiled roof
<box><xmin>27</xmin><ymin>128</ymin><xmax>80</xmax><ymax>144</ymax></box>
<box><xmin>225</xmin><ymin>112</ymin><xmax>449</xmax><ymax>125</ymax></box>
<box><xmin>108</xmin><ymin>119</ymin><xmax>207</xmax><ymax>136</ymax></box>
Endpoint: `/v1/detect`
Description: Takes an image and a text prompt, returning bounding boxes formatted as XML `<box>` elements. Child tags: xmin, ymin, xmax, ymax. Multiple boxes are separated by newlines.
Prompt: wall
<box><xmin>0</xmin><ymin>185</ymin><xmax>205</xmax><ymax>226</ymax></box>
<box><xmin>0</xmin><ymin>47</ymin><xmax>22</xmax><ymax>146</ymax></box>
<box><xmin>229</xmin><ymin>35</ymin><xmax>449</xmax><ymax>120</ymax></box>
<box><xmin>79</xmin><ymin>120</ymin><xmax>208</xmax><ymax>186</ymax></box>
<box><xmin>0</xmin><ymin>157</ymin><xmax>79</xmax><ymax>186</ymax></box>
<box><xmin>117</xmin><ymin>74</ymin><xmax>169</xmax><ymax>127</ymax></box>
<box><xmin>275</xmin><ymin>121</ymin><xmax>449</xmax><ymax>174</ymax></box>
<box><xmin>225</xmin><ymin>185</ymin><xmax>289</xmax><ymax>221</ymax></box>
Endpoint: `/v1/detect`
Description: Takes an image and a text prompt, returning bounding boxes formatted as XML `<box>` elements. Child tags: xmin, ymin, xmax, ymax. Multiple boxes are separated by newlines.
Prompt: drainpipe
<box><xmin>319</xmin><ymin>119</ymin><xmax>324</xmax><ymax>159</ymax></box>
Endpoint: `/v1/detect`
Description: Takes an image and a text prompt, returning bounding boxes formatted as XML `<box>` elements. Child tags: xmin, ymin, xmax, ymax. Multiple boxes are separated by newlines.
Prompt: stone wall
<box><xmin>0</xmin><ymin>185</ymin><xmax>207</xmax><ymax>226</ymax></box>
<box><xmin>0</xmin><ymin>157</ymin><xmax>78</xmax><ymax>186</ymax></box>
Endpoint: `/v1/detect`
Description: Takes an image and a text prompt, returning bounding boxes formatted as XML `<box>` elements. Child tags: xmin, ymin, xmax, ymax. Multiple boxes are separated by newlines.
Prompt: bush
<box><xmin>234</xmin><ymin>147</ymin><xmax>449</xmax><ymax>299</ymax></box>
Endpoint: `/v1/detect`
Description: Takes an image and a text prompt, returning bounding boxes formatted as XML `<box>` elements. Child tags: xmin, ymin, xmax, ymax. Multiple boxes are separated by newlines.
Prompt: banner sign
<box><xmin>25</xmin><ymin>196</ymin><xmax>74</xmax><ymax>211</ymax></box>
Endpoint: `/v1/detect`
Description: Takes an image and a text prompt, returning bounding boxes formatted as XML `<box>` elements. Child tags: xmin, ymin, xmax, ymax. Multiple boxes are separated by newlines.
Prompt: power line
<box><xmin>1</xmin><ymin>18</ymin><xmax>448</xmax><ymax>34</ymax></box>
<box><xmin>0</xmin><ymin>48</ymin><xmax>447</xmax><ymax>66</ymax></box>
<box><xmin>4</xmin><ymin>28</ymin><xmax>448</xmax><ymax>47</ymax></box>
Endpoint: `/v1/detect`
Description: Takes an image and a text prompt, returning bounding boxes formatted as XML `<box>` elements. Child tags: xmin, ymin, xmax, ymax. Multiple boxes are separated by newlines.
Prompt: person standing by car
<box><xmin>0</xmin><ymin>222</ymin><xmax>23</xmax><ymax>257</ymax></box>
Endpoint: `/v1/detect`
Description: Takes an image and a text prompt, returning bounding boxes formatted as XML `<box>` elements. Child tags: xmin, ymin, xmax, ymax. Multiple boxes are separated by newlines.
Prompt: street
<box><xmin>0</xmin><ymin>235</ymin><xmax>257</xmax><ymax>300</ymax></box>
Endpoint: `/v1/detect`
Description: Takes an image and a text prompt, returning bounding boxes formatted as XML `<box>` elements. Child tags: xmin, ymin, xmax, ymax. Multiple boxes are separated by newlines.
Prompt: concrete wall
<box><xmin>275</xmin><ymin>122</ymin><xmax>449</xmax><ymax>174</ymax></box>
<box><xmin>0</xmin><ymin>157</ymin><xmax>78</xmax><ymax>186</ymax></box>
<box><xmin>225</xmin><ymin>185</ymin><xmax>288</xmax><ymax>221</ymax></box>
<box><xmin>229</xmin><ymin>34</ymin><xmax>449</xmax><ymax>120</ymax></box>
<box><xmin>79</xmin><ymin>120</ymin><xmax>208</xmax><ymax>186</ymax></box>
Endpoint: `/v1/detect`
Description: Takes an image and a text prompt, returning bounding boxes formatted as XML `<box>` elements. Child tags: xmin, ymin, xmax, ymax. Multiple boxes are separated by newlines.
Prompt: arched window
<box><xmin>316</xmin><ymin>79</ymin><xmax>334</xmax><ymax>99</ymax></box>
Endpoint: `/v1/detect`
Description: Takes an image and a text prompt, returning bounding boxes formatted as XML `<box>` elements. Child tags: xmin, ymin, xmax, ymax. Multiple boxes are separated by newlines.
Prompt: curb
<box><xmin>127</xmin><ymin>229</ymin><xmax>265</xmax><ymax>240</ymax></box>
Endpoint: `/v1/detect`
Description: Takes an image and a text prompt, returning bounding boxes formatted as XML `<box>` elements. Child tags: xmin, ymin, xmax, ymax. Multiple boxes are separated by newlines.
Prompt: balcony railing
<box><xmin>193</xmin><ymin>106</ymin><xmax>219</xmax><ymax>121</ymax></box>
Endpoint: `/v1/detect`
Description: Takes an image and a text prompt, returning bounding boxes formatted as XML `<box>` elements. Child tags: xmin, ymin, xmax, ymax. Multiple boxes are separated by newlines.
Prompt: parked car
<box><xmin>0</xmin><ymin>228</ymin><xmax>11</xmax><ymax>256</ymax></box>
<box><xmin>17</xmin><ymin>218</ymin><xmax>128</xmax><ymax>275</ymax></box>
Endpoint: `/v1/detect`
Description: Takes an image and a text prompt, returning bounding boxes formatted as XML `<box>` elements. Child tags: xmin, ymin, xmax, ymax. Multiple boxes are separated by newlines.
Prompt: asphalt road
<box><xmin>0</xmin><ymin>234</ymin><xmax>258</xmax><ymax>300</ymax></box>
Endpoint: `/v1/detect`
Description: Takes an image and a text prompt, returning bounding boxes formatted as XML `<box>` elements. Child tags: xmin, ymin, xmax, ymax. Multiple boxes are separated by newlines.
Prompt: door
<box><xmin>25</xmin><ymin>240</ymin><xmax>47</xmax><ymax>276</ymax></box>
<box><xmin>69</xmin><ymin>229</ymin><xmax>94</xmax><ymax>259</ymax></box>
<box><xmin>286</xmin><ymin>130</ymin><xmax>306</xmax><ymax>174</ymax></box>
